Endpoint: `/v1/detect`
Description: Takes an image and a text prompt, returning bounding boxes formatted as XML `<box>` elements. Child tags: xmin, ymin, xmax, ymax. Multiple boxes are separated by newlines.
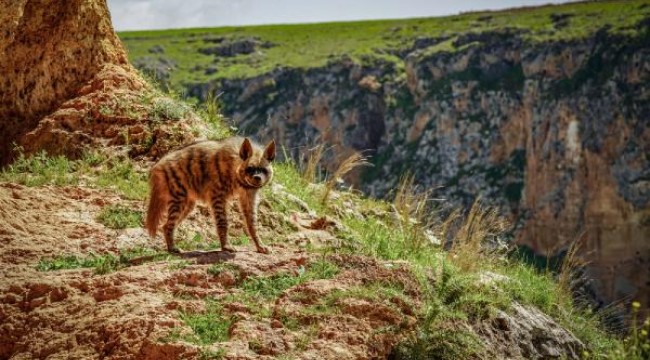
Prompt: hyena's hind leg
<box><xmin>163</xmin><ymin>198</ymin><xmax>194</xmax><ymax>253</ymax></box>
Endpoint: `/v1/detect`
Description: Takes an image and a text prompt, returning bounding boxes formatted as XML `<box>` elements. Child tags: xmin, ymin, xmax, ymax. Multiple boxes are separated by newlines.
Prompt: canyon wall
<box><xmin>185</xmin><ymin>26</ymin><xmax>650</xmax><ymax>312</ymax></box>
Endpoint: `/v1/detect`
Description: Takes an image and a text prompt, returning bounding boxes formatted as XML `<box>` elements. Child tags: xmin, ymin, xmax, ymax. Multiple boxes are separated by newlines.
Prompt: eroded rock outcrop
<box><xmin>0</xmin><ymin>0</ymin><xmax>197</xmax><ymax>165</ymax></box>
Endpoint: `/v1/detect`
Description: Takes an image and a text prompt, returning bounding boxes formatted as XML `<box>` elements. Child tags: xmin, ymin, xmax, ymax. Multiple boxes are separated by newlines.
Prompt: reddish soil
<box><xmin>0</xmin><ymin>183</ymin><xmax>420</xmax><ymax>359</ymax></box>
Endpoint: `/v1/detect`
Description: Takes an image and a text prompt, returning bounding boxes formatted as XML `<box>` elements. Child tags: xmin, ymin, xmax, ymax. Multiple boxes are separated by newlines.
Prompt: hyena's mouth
<box><xmin>244</xmin><ymin>179</ymin><xmax>265</xmax><ymax>188</ymax></box>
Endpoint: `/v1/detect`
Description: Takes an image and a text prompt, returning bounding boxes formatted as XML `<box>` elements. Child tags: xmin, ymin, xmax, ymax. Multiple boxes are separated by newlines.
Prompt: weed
<box><xmin>95</xmin><ymin>157</ymin><xmax>149</xmax><ymax>200</ymax></box>
<box><xmin>168</xmin><ymin>259</ymin><xmax>191</xmax><ymax>270</ymax></box>
<box><xmin>197</xmin><ymin>91</ymin><xmax>231</xmax><ymax>140</ymax></box>
<box><xmin>150</xmin><ymin>96</ymin><xmax>192</xmax><ymax>121</ymax></box>
<box><xmin>36</xmin><ymin>247</ymin><xmax>168</xmax><ymax>274</ymax></box>
<box><xmin>177</xmin><ymin>232</ymin><xmax>221</xmax><ymax>251</ymax></box>
<box><xmin>230</xmin><ymin>235</ymin><xmax>249</xmax><ymax>246</ymax></box>
<box><xmin>97</xmin><ymin>205</ymin><xmax>143</xmax><ymax>229</ymax></box>
<box><xmin>0</xmin><ymin>151</ymin><xmax>78</xmax><ymax>186</ymax></box>
<box><xmin>199</xmin><ymin>348</ymin><xmax>226</xmax><ymax>360</ymax></box>
<box><xmin>241</xmin><ymin>272</ymin><xmax>305</xmax><ymax>299</ymax></box>
<box><xmin>207</xmin><ymin>262</ymin><xmax>239</xmax><ymax>276</ymax></box>
<box><xmin>180</xmin><ymin>300</ymin><xmax>232</xmax><ymax>344</ymax></box>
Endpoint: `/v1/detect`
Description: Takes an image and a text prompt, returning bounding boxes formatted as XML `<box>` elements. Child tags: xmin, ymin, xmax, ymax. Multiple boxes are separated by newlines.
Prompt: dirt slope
<box><xmin>0</xmin><ymin>183</ymin><xmax>420</xmax><ymax>359</ymax></box>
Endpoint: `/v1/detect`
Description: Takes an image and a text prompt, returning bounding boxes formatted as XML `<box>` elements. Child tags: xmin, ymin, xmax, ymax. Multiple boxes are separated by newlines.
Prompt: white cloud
<box><xmin>107</xmin><ymin>0</ymin><xmax>575</xmax><ymax>31</ymax></box>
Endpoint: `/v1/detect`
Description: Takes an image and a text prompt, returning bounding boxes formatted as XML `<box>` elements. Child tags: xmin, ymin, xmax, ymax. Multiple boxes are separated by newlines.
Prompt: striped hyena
<box><xmin>145</xmin><ymin>137</ymin><xmax>275</xmax><ymax>254</ymax></box>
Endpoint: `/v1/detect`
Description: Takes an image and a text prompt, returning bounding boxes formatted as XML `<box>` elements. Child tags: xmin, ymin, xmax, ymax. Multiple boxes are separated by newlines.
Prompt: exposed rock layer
<box><xmin>0</xmin><ymin>0</ymin><xmax>196</xmax><ymax>164</ymax></box>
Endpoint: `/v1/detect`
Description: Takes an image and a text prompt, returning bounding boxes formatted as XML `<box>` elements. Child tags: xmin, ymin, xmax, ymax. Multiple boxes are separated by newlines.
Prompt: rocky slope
<box><xmin>122</xmin><ymin>1</ymin><xmax>650</xmax><ymax>315</ymax></box>
<box><xmin>0</xmin><ymin>171</ymin><xmax>592</xmax><ymax>359</ymax></box>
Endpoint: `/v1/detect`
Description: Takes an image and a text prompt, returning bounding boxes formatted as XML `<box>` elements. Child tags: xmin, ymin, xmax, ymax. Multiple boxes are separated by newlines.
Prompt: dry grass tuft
<box><xmin>321</xmin><ymin>151</ymin><xmax>370</xmax><ymax>205</ymax></box>
<box><xmin>301</xmin><ymin>144</ymin><xmax>326</xmax><ymax>184</ymax></box>
<box><xmin>393</xmin><ymin>173</ymin><xmax>438</xmax><ymax>251</ymax></box>
<box><xmin>446</xmin><ymin>199</ymin><xmax>509</xmax><ymax>271</ymax></box>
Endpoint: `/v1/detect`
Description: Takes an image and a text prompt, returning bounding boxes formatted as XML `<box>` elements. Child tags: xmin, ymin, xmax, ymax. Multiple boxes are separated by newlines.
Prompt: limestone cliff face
<box><xmin>190</xmin><ymin>27</ymin><xmax>650</xmax><ymax>311</ymax></box>
<box><xmin>0</xmin><ymin>0</ymin><xmax>195</xmax><ymax>164</ymax></box>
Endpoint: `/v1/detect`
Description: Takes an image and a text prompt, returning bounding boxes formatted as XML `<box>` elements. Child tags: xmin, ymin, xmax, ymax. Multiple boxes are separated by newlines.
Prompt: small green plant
<box><xmin>168</xmin><ymin>259</ymin><xmax>191</xmax><ymax>270</ymax></box>
<box><xmin>605</xmin><ymin>302</ymin><xmax>650</xmax><ymax>360</ymax></box>
<box><xmin>97</xmin><ymin>205</ymin><xmax>143</xmax><ymax>229</ymax></box>
<box><xmin>177</xmin><ymin>232</ymin><xmax>222</xmax><ymax>251</ymax></box>
<box><xmin>95</xmin><ymin>157</ymin><xmax>149</xmax><ymax>200</ymax></box>
<box><xmin>36</xmin><ymin>247</ymin><xmax>167</xmax><ymax>274</ymax></box>
<box><xmin>230</xmin><ymin>235</ymin><xmax>249</xmax><ymax>246</ymax></box>
<box><xmin>150</xmin><ymin>96</ymin><xmax>192</xmax><ymax>121</ymax></box>
<box><xmin>199</xmin><ymin>349</ymin><xmax>226</xmax><ymax>360</ymax></box>
<box><xmin>207</xmin><ymin>262</ymin><xmax>239</xmax><ymax>276</ymax></box>
<box><xmin>197</xmin><ymin>91</ymin><xmax>231</xmax><ymax>140</ymax></box>
<box><xmin>180</xmin><ymin>300</ymin><xmax>232</xmax><ymax>344</ymax></box>
<box><xmin>0</xmin><ymin>151</ymin><xmax>78</xmax><ymax>186</ymax></box>
<box><xmin>248</xmin><ymin>339</ymin><xmax>264</xmax><ymax>354</ymax></box>
<box><xmin>240</xmin><ymin>260</ymin><xmax>340</xmax><ymax>299</ymax></box>
<box><xmin>241</xmin><ymin>272</ymin><xmax>305</xmax><ymax>299</ymax></box>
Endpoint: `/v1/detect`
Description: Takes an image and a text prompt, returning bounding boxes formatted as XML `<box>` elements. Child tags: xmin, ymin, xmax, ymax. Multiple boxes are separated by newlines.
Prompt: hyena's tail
<box><xmin>146</xmin><ymin>171</ymin><xmax>167</xmax><ymax>238</ymax></box>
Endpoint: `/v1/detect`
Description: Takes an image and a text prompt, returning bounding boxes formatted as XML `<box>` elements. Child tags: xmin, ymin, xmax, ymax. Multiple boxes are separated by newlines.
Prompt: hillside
<box><xmin>119</xmin><ymin>0</ymin><xmax>650</xmax><ymax>316</ymax></box>
<box><xmin>0</xmin><ymin>0</ymin><xmax>648</xmax><ymax>359</ymax></box>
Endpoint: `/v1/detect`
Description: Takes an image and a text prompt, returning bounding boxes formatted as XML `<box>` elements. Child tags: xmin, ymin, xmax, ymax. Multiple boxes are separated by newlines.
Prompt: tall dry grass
<box><xmin>321</xmin><ymin>151</ymin><xmax>369</xmax><ymax>205</ymax></box>
<box><xmin>393</xmin><ymin>173</ymin><xmax>437</xmax><ymax>251</ymax></box>
<box><xmin>446</xmin><ymin>200</ymin><xmax>509</xmax><ymax>271</ymax></box>
<box><xmin>301</xmin><ymin>144</ymin><xmax>325</xmax><ymax>184</ymax></box>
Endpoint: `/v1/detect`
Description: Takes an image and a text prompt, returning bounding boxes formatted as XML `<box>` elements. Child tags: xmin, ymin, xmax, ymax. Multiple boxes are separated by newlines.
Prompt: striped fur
<box><xmin>145</xmin><ymin>137</ymin><xmax>275</xmax><ymax>254</ymax></box>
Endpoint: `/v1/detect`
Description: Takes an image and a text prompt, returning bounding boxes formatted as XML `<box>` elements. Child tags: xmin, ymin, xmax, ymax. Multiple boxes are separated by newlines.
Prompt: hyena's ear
<box><xmin>240</xmin><ymin>138</ymin><xmax>253</xmax><ymax>161</ymax></box>
<box><xmin>264</xmin><ymin>140</ymin><xmax>276</xmax><ymax>162</ymax></box>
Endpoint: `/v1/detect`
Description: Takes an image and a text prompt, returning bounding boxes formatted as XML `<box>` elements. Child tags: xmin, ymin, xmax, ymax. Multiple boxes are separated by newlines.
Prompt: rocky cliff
<box><xmin>146</xmin><ymin>5</ymin><xmax>650</xmax><ymax>313</ymax></box>
<box><xmin>0</xmin><ymin>0</ymin><xmax>199</xmax><ymax>166</ymax></box>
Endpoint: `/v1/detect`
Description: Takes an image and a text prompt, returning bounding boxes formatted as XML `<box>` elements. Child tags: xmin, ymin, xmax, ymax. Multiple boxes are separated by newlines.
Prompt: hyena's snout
<box><xmin>253</xmin><ymin>174</ymin><xmax>264</xmax><ymax>185</ymax></box>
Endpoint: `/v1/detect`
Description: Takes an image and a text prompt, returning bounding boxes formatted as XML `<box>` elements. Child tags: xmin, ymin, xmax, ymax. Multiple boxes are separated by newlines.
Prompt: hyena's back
<box><xmin>145</xmin><ymin>139</ymin><xmax>241</xmax><ymax>237</ymax></box>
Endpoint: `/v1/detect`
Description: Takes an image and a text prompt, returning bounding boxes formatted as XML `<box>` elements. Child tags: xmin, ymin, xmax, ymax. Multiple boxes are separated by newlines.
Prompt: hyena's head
<box><xmin>237</xmin><ymin>137</ymin><xmax>275</xmax><ymax>188</ymax></box>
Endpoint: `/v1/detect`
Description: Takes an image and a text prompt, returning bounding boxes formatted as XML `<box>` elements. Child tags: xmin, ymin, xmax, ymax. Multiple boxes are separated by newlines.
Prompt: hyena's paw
<box><xmin>255</xmin><ymin>245</ymin><xmax>270</xmax><ymax>254</ymax></box>
<box><xmin>221</xmin><ymin>245</ymin><xmax>236</xmax><ymax>253</ymax></box>
<box><xmin>167</xmin><ymin>247</ymin><xmax>181</xmax><ymax>254</ymax></box>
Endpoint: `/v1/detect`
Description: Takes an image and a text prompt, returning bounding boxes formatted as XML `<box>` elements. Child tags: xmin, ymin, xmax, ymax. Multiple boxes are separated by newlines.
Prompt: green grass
<box><xmin>177</xmin><ymin>232</ymin><xmax>222</xmax><ymax>251</ymax></box>
<box><xmin>1</xmin><ymin>151</ymin><xmax>80</xmax><ymax>187</ymax></box>
<box><xmin>267</xmin><ymin>161</ymin><xmax>630</xmax><ymax>359</ymax></box>
<box><xmin>198</xmin><ymin>349</ymin><xmax>226</xmax><ymax>360</ymax></box>
<box><xmin>36</xmin><ymin>247</ymin><xmax>169</xmax><ymax>275</ymax></box>
<box><xmin>240</xmin><ymin>259</ymin><xmax>340</xmax><ymax>300</ymax></box>
<box><xmin>0</xmin><ymin>150</ymin><xmax>150</xmax><ymax>200</ymax></box>
<box><xmin>180</xmin><ymin>300</ymin><xmax>233</xmax><ymax>345</ymax></box>
<box><xmin>119</xmin><ymin>0</ymin><xmax>650</xmax><ymax>85</ymax></box>
<box><xmin>207</xmin><ymin>262</ymin><xmax>240</xmax><ymax>276</ymax></box>
<box><xmin>97</xmin><ymin>205</ymin><xmax>143</xmax><ymax>229</ymax></box>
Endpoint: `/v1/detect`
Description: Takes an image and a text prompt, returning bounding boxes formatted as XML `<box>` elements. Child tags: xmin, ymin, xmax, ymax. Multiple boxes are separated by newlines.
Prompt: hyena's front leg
<box><xmin>239</xmin><ymin>190</ymin><xmax>269</xmax><ymax>254</ymax></box>
<box><xmin>210</xmin><ymin>193</ymin><xmax>234</xmax><ymax>252</ymax></box>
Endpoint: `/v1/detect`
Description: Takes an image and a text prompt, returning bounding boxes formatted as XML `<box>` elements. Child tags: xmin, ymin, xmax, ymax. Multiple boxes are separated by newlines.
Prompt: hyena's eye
<box><xmin>245</xmin><ymin>167</ymin><xmax>268</xmax><ymax>176</ymax></box>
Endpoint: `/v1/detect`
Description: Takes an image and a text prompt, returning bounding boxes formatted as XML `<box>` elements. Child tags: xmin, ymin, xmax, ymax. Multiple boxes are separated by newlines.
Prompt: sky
<box><xmin>107</xmin><ymin>0</ymin><xmax>576</xmax><ymax>31</ymax></box>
